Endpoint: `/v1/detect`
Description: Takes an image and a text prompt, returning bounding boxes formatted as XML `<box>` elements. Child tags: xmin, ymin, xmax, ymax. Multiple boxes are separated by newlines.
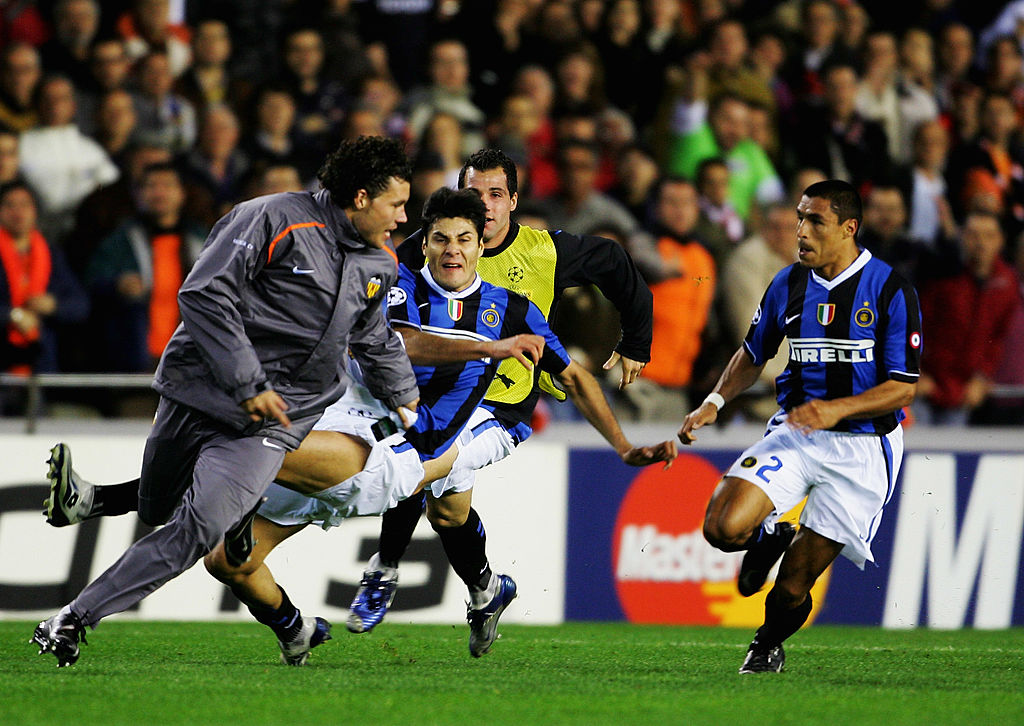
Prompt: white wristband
<box><xmin>703</xmin><ymin>392</ymin><xmax>725</xmax><ymax>410</ymax></box>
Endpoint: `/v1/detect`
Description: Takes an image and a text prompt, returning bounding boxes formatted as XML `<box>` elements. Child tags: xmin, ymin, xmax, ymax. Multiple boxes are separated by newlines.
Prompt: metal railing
<box><xmin>0</xmin><ymin>373</ymin><xmax>154</xmax><ymax>433</ymax></box>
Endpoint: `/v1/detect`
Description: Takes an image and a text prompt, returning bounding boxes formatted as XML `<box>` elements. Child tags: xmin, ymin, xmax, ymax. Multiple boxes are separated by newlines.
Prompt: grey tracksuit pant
<box><xmin>70</xmin><ymin>398</ymin><xmax>289</xmax><ymax>627</ymax></box>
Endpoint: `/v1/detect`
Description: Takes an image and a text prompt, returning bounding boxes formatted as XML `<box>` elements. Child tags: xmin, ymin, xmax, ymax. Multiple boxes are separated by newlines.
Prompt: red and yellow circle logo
<box><xmin>611</xmin><ymin>453</ymin><xmax>828</xmax><ymax>626</ymax></box>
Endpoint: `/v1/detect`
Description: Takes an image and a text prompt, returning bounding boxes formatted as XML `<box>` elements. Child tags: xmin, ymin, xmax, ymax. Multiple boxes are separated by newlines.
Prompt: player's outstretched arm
<box><xmin>557</xmin><ymin>360</ymin><xmax>677</xmax><ymax>469</ymax></box>
<box><xmin>398</xmin><ymin>326</ymin><xmax>543</xmax><ymax>371</ymax></box>
<box><xmin>679</xmin><ymin>346</ymin><xmax>764</xmax><ymax>445</ymax></box>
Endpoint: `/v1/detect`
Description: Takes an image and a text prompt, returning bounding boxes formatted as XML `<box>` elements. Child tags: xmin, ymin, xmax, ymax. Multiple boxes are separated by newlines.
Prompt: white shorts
<box><xmin>725</xmin><ymin>420</ymin><xmax>904</xmax><ymax>568</ymax></box>
<box><xmin>427</xmin><ymin>407</ymin><xmax>517</xmax><ymax>499</ymax></box>
<box><xmin>258</xmin><ymin>382</ymin><xmax>423</xmax><ymax>530</ymax></box>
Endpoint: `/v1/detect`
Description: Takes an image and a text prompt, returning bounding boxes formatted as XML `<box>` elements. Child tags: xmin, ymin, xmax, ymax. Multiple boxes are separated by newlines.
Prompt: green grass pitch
<box><xmin>2</xmin><ymin>622</ymin><xmax>1022</xmax><ymax>726</ymax></box>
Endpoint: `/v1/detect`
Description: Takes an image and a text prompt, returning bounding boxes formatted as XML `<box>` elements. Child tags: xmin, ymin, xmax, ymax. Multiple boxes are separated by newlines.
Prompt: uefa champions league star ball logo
<box><xmin>507</xmin><ymin>266</ymin><xmax>525</xmax><ymax>284</ymax></box>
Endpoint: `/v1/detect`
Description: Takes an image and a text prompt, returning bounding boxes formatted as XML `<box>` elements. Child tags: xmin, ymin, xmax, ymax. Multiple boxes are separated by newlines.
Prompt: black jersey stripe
<box><xmin>782</xmin><ymin>266</ymin><xmax>810</xmax><ymax>413</ymax></box>
<box><xmin>824</xmin><ymin>268</ymin><xmax>864</xmax><ymax>432</ymax></box>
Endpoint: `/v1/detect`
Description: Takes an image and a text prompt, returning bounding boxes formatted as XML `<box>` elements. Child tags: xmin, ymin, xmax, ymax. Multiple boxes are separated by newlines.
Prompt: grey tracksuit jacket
<box><xmin>152</xmin><ymin>188</ymin><xmax>418</xmax><ymax>448</ymax></box>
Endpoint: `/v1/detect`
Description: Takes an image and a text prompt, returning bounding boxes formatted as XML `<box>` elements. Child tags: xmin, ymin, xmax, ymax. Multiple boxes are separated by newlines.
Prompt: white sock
<box><xmin>470</xmin><ymin>572</ymin><xmax>499</xmax><ymax>608</ymax></box>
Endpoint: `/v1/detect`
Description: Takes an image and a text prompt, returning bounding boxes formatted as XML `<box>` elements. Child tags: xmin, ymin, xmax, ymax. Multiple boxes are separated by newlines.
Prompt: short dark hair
<box><xmin>0</xmin><ymin>179</ymin><xmax>39</xmax><ymax>207</ymax></box>
<box><xmin>803</xmin><ymin>179</ymin><xmax>862</xmax><ymax>237</ymax></box>
<box><xmin>420</xmin><ymin>187</ymin><xmax>487</xmax><ymax>240</ymax></box>
<box><xmin>139</xmin><ymin>161</ymin><xmax>182</xmax><ymax>184</ymax></box>
<box><xmin>458</xmin><ymin>148</ymin><xmax>518</xmax><ymax>196</ymax></box>
<box><xmin>696</xmin><ymin>157</ymin><xmax>729</xmax><ymax>184</ymax></box>
<box><xmin>317</xmin><ymin>135</ymin><xmax>411</xmax><ymax>207</ymax></box>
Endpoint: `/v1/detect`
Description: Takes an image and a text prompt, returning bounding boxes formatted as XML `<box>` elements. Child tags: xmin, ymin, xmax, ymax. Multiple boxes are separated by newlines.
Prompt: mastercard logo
<box><xmin>611</xmin><ymin>453</ymin><xmax>829</xmax><ymax>626</ymax></box>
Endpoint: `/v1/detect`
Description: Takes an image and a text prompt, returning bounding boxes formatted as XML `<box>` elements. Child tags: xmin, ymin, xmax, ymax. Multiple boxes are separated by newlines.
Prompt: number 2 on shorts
<box><xmin>756</xmin><ymin>455</ymin><xmax>783</xmax><ymax>483</ymax></box>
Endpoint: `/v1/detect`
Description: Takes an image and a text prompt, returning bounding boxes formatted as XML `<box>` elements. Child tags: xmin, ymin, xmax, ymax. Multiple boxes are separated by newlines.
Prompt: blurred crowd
<box><xmin>0</xmin><ymin>0</ymin><xmax>1022</xmax><ymax>425</ymax></box>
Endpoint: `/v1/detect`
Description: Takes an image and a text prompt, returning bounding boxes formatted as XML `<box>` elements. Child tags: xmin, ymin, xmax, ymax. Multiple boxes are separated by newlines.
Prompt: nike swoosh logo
<box><xmin>292</xmin><ymin>266</ymin><xmax>316</xmax><ymax>274</ymax></box>
<box><xmin>418</xmin><ymin>302</ymin><xmax>430</xmax><ymax>308</ymax></box>
<box><xmin>262</xmin><ymin>438</ymin><xmax>284</xmax><ymax>450</ymax></box>
<box><xmin>785</xmin><ymin>314</ymin><xmax>800</xmax><ymax>325</ymax></box>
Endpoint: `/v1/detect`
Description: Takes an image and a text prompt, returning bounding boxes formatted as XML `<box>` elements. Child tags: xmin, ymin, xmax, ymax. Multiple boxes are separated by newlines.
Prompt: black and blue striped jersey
<box><xmin>744</xmin><ymin>249</ymin><xmax>922</xmax><ymax>434</ymax></box>
<box><xmin>387</xmin><ymin>263</ymin><xmax>571</xmax><ymax>459</ymax></box>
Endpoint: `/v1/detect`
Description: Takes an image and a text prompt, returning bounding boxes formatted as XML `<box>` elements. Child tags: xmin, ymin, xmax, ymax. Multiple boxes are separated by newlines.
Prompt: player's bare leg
<box><xmin>703</xmin><ymin>476</ymin><xmax>776</xmax><ymax>551</ymax></box>
<box><xmin>703</xmin><ymin>476</ymin><xmax>798</xmax><ymax>597</ymax></box>
<box><xmin>205</xmin><ymin>517</ymin><xmax>332</xmax><ymax>665</ymax></box>
<box><xmin>426</xmin><ymin>488</ymin><xmax>517</xmax><ymax>657</ymax></box>
<box><xmin>740</xmin><ymin>527</ymin><xmax>843</xmax><ymax>673</ymax></box>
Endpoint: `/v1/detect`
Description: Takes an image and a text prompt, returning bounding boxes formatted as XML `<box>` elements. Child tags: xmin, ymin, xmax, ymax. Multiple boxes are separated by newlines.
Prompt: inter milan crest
<box><xmin>448</xmin><ymin>299</ymin><xmax>463</xmax><ymax>321</ymax></box>
<box><xmin>816</xmin><ymin>303</ymin><xmax>836</xmax><ymax>326</ymax></box>
<box><xmin>366</xmin><ymin>275</ymin><xmax>382</xmax><ymax>299</ymax></box>
<box><xmin>481</xmin><ymin>305</ymin><xmax>500</xmax><ymax>327</ymax></box>
<box><xmin>855</xmin><ymin>305</ymin><xmax>874</xmax><ymax>327</ymax></box>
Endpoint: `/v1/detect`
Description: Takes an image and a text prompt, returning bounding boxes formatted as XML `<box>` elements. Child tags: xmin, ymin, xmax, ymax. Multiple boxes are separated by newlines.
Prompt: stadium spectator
<box><xmin>312</xmin><ymin>0</ymin><xmax>375</xmax><ymax>90</ymax></box>
<box><xmin>935</xmin><ymin>22</ymin><xmax>977</xmax><ymax>112</ymax></box>
<box><xmin>338</xmin><ymin>104</ymin><xmax>385</xmax><ymax>141</ymax></box>
<box><xmin>983</xmin><ymin>36</ymin><xmax>1024</xmax><ymax>103</ymax></box>
<box><xmin>0</xmin><ymin>131</ymin><xmax>20</xmax><ymax>185</ymax></box>
<box><xmin>947</xmin><ymin>93</ymin><xmax>1024</xmax><ymax>231</ymax></box>
<box><xmin>787</xmin><ymin>63</ymin><xmax>892</xmax><ymax>189</ymax></box>
<box><xmin>858</xmin><ymin>184</ymin><xmax>945</xmax><ymax>287</ymax></box>
<box><xmin>94</xmin><ymin>89</ymin><xmax>139</xmax><ymax>168</ymax></box>
<box><xmin>18</xmin><ymin>75</ymin><xmax>120</xmax><ymax>242</ymax></box>
<box><xmin>415</xmin><ymin>112</ymin><xmax>464</xmax><ymax>189</ymax></box>
<box><xmin>608</xmin><ymin>144</ymin><xmax>660</xmax><ymax>226</ymax></box>
<box><xmin>277</xmin><ymin>27</ymin><xmax>348</xmax><ymax>154</ymax></box>
<box><xmin>903</xmin><ymin>120</ymin><xmax>957</xmax><ymax>248</ymax></box>
<box><xmin>594</xmin><ymin>0</ymin><xmax>659</xmax><ymax>122</ymax></box>
<box><xmin>719</xmin><ymin>203</ymin><xmax>797</xmax><ymax>421</ymax></box>
<box><xmin>118</xmin><ymin>0</ymin><xmax>192</xmax><ymax>78</ymax></box>
<box><xmin>40</xmin><ymin>0</ymin><xmax>102</xmax><ymax>91</ymax></box>
<box><xmin>0</xmin><ymin>43</ymin><xmax>41</xmax><ymax>132</ymax></box>
<box><xmin>75</xmin><ymin>38</ymin><xmax>134</xmax><ymax>135</ymax></box>
<box><xmin>405</xmin><ymin>38</ymin><xmax>485</xmax><ymax>160</ymax></box>
<box><xmin>356</xmin><ymin>74</ymin><xmax>406</xmax><ymax>140</ymax></box>
<box><xmin>243</xmin><ymin>86</ymin><xmax>319</xmax><ymax>186</ymax></box>
<box><xmin>781</xmin><ymin>0</ymin><xmax>855</xmax><ymax>103</ymax></box>
<box><xmin>182</xmin><ymin>105</ymin><xmax>249</xmax><ymax>216</ymax></box>
<box><xmin>703</xmin><ymin>18</ymin><xmax>774</xmax><ymax>112</ymax></box>
<box><xmin>85</xmin><ymin>162</ymin><xmax>206</xmax><ymax>373</ymax></box>
<box><xmin>552</xmin><ymin>44</ymin><xmax>607</xmax><ymax>116</ymax></box>
<box><xmin>452</xmin><ymin>0</ymin><xmax>532</xmax><ymax>116</ymax></box>
<box><xmin>750</xmin><ymin>27</ymin><xmax>797</xmax><ymax>123</ymax></box>
<box><xmin>971</xmin><ymin>238</ymin><xmax>1024</xmax><ymax>425</ymax></box>
<box><xmin>695</xmin><ymin>156</ymin><xmax>744</xmax><ymax>270</ymax></box>
<box><xmin>541</xmin><ymin>139</ymin><xmax>643</xmax><ymax>246</ymax></box>
<box><xmin>175</xmin><ymin>19</ymin><xmax>253</xmax><ymax>119</ymax></box>
<box><xmin>668</xmin><ymin>90</ymin><xmax>785</xmax><ymax>221</ymax></box>
<box><xmin>626</xmin><ymin>177</ymin><xmax>715</xmax><ymax>420</ymax></box>
<box><xmin>0</xmin><ymin>181</ymin><xmax>88</xmax><ymax>380</ymax></box>
<box><xmin>900</xmin><ymin>27</ymin><xmax>937</xmax><ymax>96</ymax></box>
<box><xmin>918</xmin><ymin>211</ymin><xmax>1018</xmax><ymax>425</ymax></box>
<box><xmin>855</xmin><ymin>31</ymin><xmax>939</xmax><ymax>164</ymax></box>
<box><xmin>131</xmin><ymin>50</ymin><xmax>198</xmax><ymax>153</ymax></box>
<box><xmin>251</xmin><ymin>164</ymin><xmax>303</xmax><ymax>198</ymax></box>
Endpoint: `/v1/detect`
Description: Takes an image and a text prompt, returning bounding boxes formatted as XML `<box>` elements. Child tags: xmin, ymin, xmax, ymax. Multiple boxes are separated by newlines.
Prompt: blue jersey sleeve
<box><xmin>883</xmin><ymin>281</ymin><xmax>922</xmax><ymax>382</ymax></box>
<box><xmin>523</xmin><ymin>299</ymin><xmax>571</xmax><ymax>375</ymax></box>
<box><xmin>386</xmin><ymin>263</ymin><xmax>419</xmax><ymax>328</ymax></box>
<box><xmin>743</xmin><ymin>268</ymin><xmax>789</xmax><ymax>366</ymax></box>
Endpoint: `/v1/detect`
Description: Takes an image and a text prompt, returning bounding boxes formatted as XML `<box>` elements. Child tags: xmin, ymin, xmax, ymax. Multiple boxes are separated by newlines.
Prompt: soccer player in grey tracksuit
<box><xmin>32</xmin><ymin>136</ymin><xmax>419</xmax><ymax>667</ymax></box>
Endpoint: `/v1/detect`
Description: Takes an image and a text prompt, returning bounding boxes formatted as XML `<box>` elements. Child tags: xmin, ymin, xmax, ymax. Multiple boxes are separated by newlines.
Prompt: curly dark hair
<box><xmin>317</xmin><ymin>136</ymin><xmax>412</xmax><ymax>207</ymax></box>
<box><xmin>420</xmin><ymin>187</ymin><xmax>487</xmax><ymax>240</ymax></box>
<box><xmin>458</xmin><ymin>148</ymin><xmax>519</xmax><ymax>196</ymax></box>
